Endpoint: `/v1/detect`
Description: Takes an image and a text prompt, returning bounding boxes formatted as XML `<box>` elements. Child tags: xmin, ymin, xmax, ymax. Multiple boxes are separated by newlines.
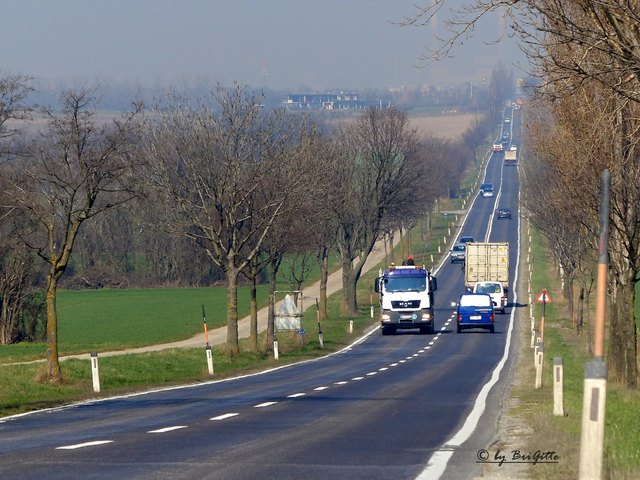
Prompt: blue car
<box><xmin>456</xmin><ymin>293</ymin><xmax>495</xmax><ymax>333</ymax></box>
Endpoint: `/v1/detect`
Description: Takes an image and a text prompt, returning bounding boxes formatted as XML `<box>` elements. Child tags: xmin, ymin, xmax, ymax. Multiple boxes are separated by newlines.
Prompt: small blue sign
<box><xmin>297</xmin><ymin>330</ymin><xmax>306</xmax><ymax>335</ymax></box>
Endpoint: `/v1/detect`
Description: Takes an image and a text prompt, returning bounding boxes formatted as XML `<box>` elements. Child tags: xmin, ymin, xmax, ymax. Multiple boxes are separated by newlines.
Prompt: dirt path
<box><xmin>58</xmin><ymin>237</ymin><xmax>398</xmax><ymax>362</ymax></box>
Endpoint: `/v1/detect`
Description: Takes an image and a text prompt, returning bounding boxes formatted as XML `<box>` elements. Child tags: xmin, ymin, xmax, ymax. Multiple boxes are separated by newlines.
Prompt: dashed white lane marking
<box><xmin>56</xmin><ymin>440</ymin><xmax>113</xmax><ymax>450</ymax></box>
<box><xmin>412</xmin><ymin>354</ymin><xmax>419</xmax><ymax>357</ymax></box>
<box><xmin>428</xmin><ymin>341</ymin><xmax>435</xmax><ymax>346</ymax></box>
<box><xmin>399</xmin><ymin>360</ymin><xmax>406</xmax><ymax>363</ymax></box>
<box><xmin>379</xmin><ymin>367</ymin><xmax>388</xmax><ymax>371</ymax></box>
<box><xmin>352</xmin><ymin>376</ymin><xmax>364</xmax><ymax>380</ymax></box>
<box><xmin>148</xmin><ymin>426</ymin><xmax>187</xmax><ymax>433</ymax></box>
<box><xmin>313</xmin><ymin>386</ymin><xmax>329</xmax><ymax>391</ymax></box>
<box><xmin>210</xmin><ymin>413</ymin><xmax>239</xmax><ymax>421</ymax></box>
<box><xmin>433</xmin><ymin>336</ymin><xmax>439</xmax><ymax>341</ymax></box>
<box><xmin>334</xmin><ymin>381</ymin><xmax>348</xmax><ymax>385</ymax></box>
<box><xmin>287</xmin><ymin>393</ymin><xmax>306</xmax><ymax>398</ymax></box>
<box><xmin>255</xmin><ymin>401</ymin><xmax>278</xmax><ymax>408</ymax></box>
<box><xmin>366</xmin><ymin>372</ymin><xmax>377</xmax><ymax>376</ymax></box>
<box><xmin>390</xmin><ymin>363</ymin><xmax>399</xmax><ymax>367</ymax></box>
<box><xmin>441</xmin><ymin>326</ymin><xmax>447</xmax><ymax>331</ymax></box>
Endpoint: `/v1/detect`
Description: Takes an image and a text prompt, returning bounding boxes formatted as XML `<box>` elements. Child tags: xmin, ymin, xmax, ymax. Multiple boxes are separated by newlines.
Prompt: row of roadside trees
<box><xmin>406</xmin><ymin>0</ymin><xmax>640</xmax><ymax>388</ymax></box>
<box><xmin>0</xmin><ymin>74</ymin><xmax>507</xmax><ymax>384</ymax></box>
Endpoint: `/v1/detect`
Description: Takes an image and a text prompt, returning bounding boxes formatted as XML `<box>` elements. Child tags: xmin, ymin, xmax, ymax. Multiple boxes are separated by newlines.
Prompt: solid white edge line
<box><xmin>56</xmin><ymin>440</ymin><xmax>113</xmax><ymax>450</ymax></box>
<box><xmin>415</xmin><ymin>175</ymin><xmax>521</xmax><ymax>480</ymax></box>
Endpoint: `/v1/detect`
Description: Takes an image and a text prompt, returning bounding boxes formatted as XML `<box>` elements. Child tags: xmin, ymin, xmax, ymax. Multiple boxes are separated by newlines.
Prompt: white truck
<box><xmin>504</xmin><ymin>149</ymin><xmax>517</xmax><ymax>166</ymax></box>
<box><xmin>464</xmin><ymin>242</ymin><xmax>509</xmax><ymax>313</ymax></box>
<box><xmin>375</xmin><ymin>263</ymin><xmax>438</xmax><ymax>335</ymax></box>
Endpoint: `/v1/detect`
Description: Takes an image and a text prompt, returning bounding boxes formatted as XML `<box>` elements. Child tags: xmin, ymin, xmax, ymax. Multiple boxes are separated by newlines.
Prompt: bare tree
<box><xmin>331</xmin><ymin>107</ymin><xmax>434</xmax><ymax>316</ymax></box>
<box><xmin>4</xmin><ymin>89</ymin><xmax>142</xmax><ymax>383</ymax></box>
<box><xmin>140</xmin><ymin>85</ymin><xmax>323</xmax><ymax>357</ymax></box>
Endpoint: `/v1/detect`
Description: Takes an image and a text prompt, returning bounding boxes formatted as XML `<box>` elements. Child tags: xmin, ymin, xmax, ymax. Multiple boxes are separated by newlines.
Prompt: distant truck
<box><xmin>464</xmin><ymin>242</ymin><xmax>509</xmax><ymax>289</ymax></box>
<box><xmin>504</xmin><ymin>149</ymin><xmax>517</xmax><ymax>166</ymax></box>
<box><xmin>375</xmin><ymin>263</ymin><xmax>437</xmax><ymax>335</ymax></box>
<box><xmin>464</xmin><ymin>242</ymin><xmax>510</xmax><ymax>313</ymax></box>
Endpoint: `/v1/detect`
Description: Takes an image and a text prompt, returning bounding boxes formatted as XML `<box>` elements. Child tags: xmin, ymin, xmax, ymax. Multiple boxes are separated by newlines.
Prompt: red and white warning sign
<box><xmin>536</xmin><ymin>288</ymin><xmax>552</xmax><ymax>303</ymax></box>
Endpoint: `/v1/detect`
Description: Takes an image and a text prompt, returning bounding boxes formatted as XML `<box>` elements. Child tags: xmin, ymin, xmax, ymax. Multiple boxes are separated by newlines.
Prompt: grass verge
<box><xmin>505</xmin><ymin>224</ymin><xmax>640</xmax><ymax>479</ymax></box>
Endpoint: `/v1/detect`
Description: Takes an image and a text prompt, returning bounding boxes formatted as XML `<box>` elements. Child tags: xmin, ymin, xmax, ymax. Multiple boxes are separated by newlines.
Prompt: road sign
<box><xmin>536</xmin><ymin>289</ymin><xmax>552</xmax><ymax>303</ymax></box>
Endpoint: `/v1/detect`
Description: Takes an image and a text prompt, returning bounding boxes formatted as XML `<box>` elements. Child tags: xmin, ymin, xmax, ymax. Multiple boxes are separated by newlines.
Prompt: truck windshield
<box><xmin>385</xmin><ymin>276</ymin><xmax>426</xmax><ymax>292</ymax></box>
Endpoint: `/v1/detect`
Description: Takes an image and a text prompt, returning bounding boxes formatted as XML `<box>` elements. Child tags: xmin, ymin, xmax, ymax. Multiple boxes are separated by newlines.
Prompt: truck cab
<box><xmin>375</xmin><ymin>263</ymin><xmax>437</xmax><ymax>335</ymax></box>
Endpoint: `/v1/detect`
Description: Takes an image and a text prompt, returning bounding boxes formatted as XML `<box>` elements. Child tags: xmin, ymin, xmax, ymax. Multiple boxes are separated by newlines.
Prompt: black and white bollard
<box><xmin>90</xmin><ymin>352</ymin><xmax>101</xmax><ymax>393</ymax></box>
<box><xmin>579</xmin><ymin>360</ymin><xmax>607</xmax><ymax>480</ymax></box>
<box><xmin>205</xmin><ymin>345</ymin><xmax>214</xmax><ymax>376</ymax></box>
<box><xmin>553</xmin><ymin>357</ymin><xmax>564</xmax><ymax>416</ymax></box>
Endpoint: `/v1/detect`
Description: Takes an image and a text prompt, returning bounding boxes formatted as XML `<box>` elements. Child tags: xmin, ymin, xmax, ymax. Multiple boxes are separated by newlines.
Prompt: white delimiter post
<box><xmin>553</xmin><ymin>357</ymin><xmax>564</xmax><ymax>416</ymax></box>
<box><xmin>90</xmin><ymin>352</ymin><xmax>101</xmax><ymax>393</ymax></box>
<box><xmin>205</xmin><ymin>345</ymin><xmax>214</xmax><ymax>375</ymax></box>
<box><xmin>579</xmin><ymin>360</ymin><xmax>607</xmax><ymax>479</ymax></box>
<box><xmin>535</xmin><ymin>343</ymin><xmax>544</xmax><ymax>389</ymax></box>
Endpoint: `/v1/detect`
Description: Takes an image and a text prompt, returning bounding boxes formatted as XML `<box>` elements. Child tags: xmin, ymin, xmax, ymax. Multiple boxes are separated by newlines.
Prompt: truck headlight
<box><xmin>381</xmin><ymin>313</ymin><xmax>391</xmax><ymax>321</ymax></box>
<box><xmin>422</xmin><ymin>312</ymin><xmax>432</xmax><ymax>320</ymax></box>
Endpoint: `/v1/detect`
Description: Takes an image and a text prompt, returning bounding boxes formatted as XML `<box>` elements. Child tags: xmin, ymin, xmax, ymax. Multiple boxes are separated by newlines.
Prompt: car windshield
<box><xmin>460</xmin><ymin>295</ymin><xmax>492</xmax><ymax>307</ymax></box>
<box><xmin>452</xmin><ymin>244</ymin><xmax>465</xmax><ymax>252</ymax></box>
<box><xmin>476</xmin><ymin>283</ymin><xmax>502</xmax><ymax>294</ymax></box>
<box><xmin>384</xmin><ymin>276</ymin><xmax>426</xmax><ymax>292</ymax></box>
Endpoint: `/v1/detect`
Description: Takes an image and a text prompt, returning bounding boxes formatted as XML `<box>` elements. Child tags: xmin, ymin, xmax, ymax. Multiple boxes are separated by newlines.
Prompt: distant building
<box><xmin>283</xmin><ymin>92</ymin><xmax>391</xmax><ymax>110</ymax></box>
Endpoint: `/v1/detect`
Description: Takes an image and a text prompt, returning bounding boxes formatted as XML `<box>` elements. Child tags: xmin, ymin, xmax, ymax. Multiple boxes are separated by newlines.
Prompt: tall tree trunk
<box><xmin>607</xmin><ymin>272</ymin><xmax>638</xmax><ymax>388</ymax></box>
<box><xmin>318</xmin><ymin>246</ymin><xmax>329</xmax><ymax>322</ymax></box>
<box><xmin>248</xmin><ymin>261</ymin><xmax>258</xmax><ymax>352</ymax></box>
<box><xmin>225</xmin><ymin>266</ymin><xmax>240</xmax><ymax>358</ymax></box>
<box><xmin>341</xmin><ymin>255</ymin><xmax>362</xmax><ymax>317</ymax></box>
<box><xmin>45</xmin><ymin>272</ymin><xmax>62</xmax><ymax>383</ymax></box>
<box><xmin>264</xmin><ymin>254</ymin><xmax>283</xmax><ymax>352</ymax></box>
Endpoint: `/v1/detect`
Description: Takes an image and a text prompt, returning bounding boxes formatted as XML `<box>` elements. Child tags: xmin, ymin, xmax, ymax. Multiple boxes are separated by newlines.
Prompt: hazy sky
<box><xmin>2</xmin><ymin>1</ymin><xmax>526</xmax><ymax>91</ymax></box>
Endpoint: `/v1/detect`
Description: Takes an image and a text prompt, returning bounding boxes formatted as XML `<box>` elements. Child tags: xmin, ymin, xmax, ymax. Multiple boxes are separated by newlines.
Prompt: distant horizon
<box><xmin>3</xmin><ymin>1</ymin><xmax>527</xmax><ymax>92</ymax></box>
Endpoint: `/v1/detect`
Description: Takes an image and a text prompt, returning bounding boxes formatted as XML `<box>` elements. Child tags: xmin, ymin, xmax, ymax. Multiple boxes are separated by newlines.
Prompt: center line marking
<box><xmin>287</xmin><ymin>393</ymin><xmax>306</xmax><ymax>398</ymax></box>
<box><xmin>314</xmin><ymin>386</ymin><xmax>328</xmax><ymax>391</ymax></box>
<box><xmin>148</xmin><ymin>426</ymin><xmax>187</xmax><ymax>433</ymax></box>
<box><xmin>255</xmin><ymin>401</ymin><xmax>278</xmax><ymax>408</ymax></box>
<box><xmin>56</xmin><ymin>440</ymin><xmax>113</xmax><ymax>450</ymax></box>
<box><xmin>210</xmin><ymin>413</ymin><xmax>239</xmax><ymax>421</ymax></box>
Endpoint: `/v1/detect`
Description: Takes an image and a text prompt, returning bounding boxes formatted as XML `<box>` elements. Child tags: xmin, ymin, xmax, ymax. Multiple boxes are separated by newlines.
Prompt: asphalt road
<box><xmin>0</xmin><ymin>109</ymin><xmax>524</xmax><ymax>480</ymax></box>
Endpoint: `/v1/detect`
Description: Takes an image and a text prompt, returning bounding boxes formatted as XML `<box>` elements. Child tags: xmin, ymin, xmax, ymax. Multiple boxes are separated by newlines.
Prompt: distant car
<box><xmin>456</xmin><ymin>293</ymin><xmax>495</xmax><ymax>333</ymax></box>
<box><xmin>450</xmin><ymin>243</ymin><xmax>466</xmax><ymax>264</ymax></box>
<box><xmin>495</xmin><ymin>208</ymin><xmax>512</xmax><ymax>219</ymax></box>
<box><xmin>473</xmin><ymin>281</ymin><xmax>508</xmax><ymax>314</ymax></box>
<box><xmin>480</xmin><ymin>183</ymin><xmax>494</xmax><ymax>197</ymax></box>
<box><xmin>459</xmin><ymin>235</ymin><xmax>474</xmax><ymax>244</ymax></box>
<box><xmin>509</xmin><ymin>145</ymin><xmax>517</xmax><ymax>151</ymax></box>
<box><xmin>504</xmin><ymin>117</ymin><xmax>511</xmax><ymax>123</ymax></box>
<box><xmin>492</xmin><ymin>143</ymin><xmax>503</xmax><ymax>152</ymax></box>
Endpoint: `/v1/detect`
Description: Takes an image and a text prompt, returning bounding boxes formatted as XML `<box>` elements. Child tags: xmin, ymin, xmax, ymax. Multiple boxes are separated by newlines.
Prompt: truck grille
<box><xmin>391</xmin><ymin>300</ymin><xmax>420</xmax><ymax>309</ymax></box>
